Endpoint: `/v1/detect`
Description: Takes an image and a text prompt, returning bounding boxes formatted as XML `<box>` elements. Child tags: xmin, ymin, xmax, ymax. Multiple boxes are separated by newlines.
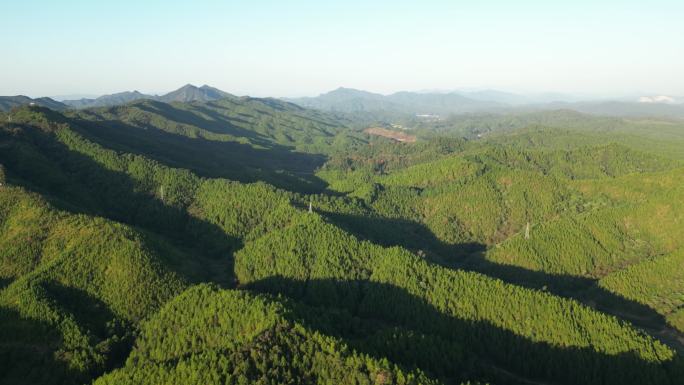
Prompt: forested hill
<box><xmin>63</xmin><ymin>96</ymin><xmax>362</xmax><ymax>192</ymax></box>
<box><xmin>1</xmin><ymin>102</ymin><xmax>684</xmax><ymax>385</ymax></box>
<box><xmin>0</xmin><ymin>95</ymin><xmax>67</xmax><ymax>111</ymax></box>
<box><xmin>286</xmin><ymin>87</ymin><xmax>684</xmax><ymax>119</ymax></box>
<box><xmin>287</xmin><ymin>87</ymin><xmax>504</xmax><ymax>115</ymax></box>
<box><xmin>60</xmin><ymin>84</ymin><xmax>237</xmax><ymax>109</ymax></box>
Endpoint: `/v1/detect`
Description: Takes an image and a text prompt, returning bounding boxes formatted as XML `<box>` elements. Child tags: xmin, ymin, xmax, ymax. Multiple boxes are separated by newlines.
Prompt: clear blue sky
<box><xmin>2</xmin><ymin>0</ymin><xmax>682</xmax><ymax>98</ymax></box>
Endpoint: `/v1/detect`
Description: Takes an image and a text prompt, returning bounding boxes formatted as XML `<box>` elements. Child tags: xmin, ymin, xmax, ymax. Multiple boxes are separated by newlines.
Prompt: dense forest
<box><xmin>1</xmin><ymin>97</ymin><xmax>684</xmax><ymax>385</ymax></box>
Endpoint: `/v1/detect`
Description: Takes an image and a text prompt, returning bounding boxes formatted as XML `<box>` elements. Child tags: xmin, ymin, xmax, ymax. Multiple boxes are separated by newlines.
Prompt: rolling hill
<box><xmin>61</xmin><ymin>84</ymin><xmax>235</xmax><ymax>109</ymax></box>
<box><xmin>0</xmin><ymin>95</ymin><xmax>67</xmax><ymax>112</ymax></box>
<box><xmin>62</xmin><ymin>91</ymin><xmax>153</xmax><ymax>109</ymax></box>
<box><xmin>1</xmin><ymin>100</ymin><xmax>684</xmax><ymax>385</ymax></box>
<box><xmin>158</xmin><ymin>84</ymin><xmax>233</xmax><ymax>103</ymax></box>
<box><xmin>288</xmin><ymin>87</ymin><xmax>684</xmax><ymax>120</ymax></box>
<box><xmin>287</xmin><ymin>87</ymin><xmax>505</xmax><ymax>115</ymax></box>
<box><xmin>537</xmin><ymin>101</ymin><xmax>684</xmax><ymax>119</ymax></box>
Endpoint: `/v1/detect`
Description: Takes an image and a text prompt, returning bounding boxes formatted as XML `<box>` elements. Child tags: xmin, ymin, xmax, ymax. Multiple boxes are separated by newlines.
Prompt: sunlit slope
<box><xmin>95</xmin><ymin>284</ymin><xmax>445</xmax><ymax>385</ymax></box>
<box><xmin>0</xmin><ymin>186</ymin><xmax>186</xmax><ymax>384</ymax></box>
<box><xmin>318</xmin><ymin>142</ymin><xmax>675</xmax><ymax>247</ymax></box>
<box><xmin>0</xmin><ymin>106</ymin><xmax>305</xmax><ymax>384</ymax></box>
<box><xmin>2</xmin><ymin>104</ymin><xmax>684</xmax><ymax>385</ymax></box>
<box><xmin>235</xmin><ymin>213</ymin><xmax>683</xmax><ymax>385</ymax></box>
<box><xmin>487</xmin><ymin>168</ymin><xmax>684</xmax><ymax>277</ymax></box>
<box><xmin>599</xmin><ymin>248</ymin><xmax>684</xmax><ymax>332</ymax></box>
<box><xmin>0</xmin><ymin>106</ymin><xmax>381</xmax><ymax>384</ymax></box>
<box><xmin>434</xmin><ymin>111</ymin><xmax>684</xmax><ymax>160</ymax></box>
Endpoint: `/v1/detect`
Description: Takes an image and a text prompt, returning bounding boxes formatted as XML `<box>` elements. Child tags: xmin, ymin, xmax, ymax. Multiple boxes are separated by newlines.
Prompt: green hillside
<box><xmin>486</xmin><ymin>167</ymin><xmax>684</xmax><ymax>276</ymax></box>
<box><xmin>66</xmin><ymin>97</ymin><xmax>361</xmax><ymax>192</ymax></box>
<box><xmin>1</xmin><ymin>102</ymin><xmax>684</xmax><ymax>385</ymax></box>
<box><xmin>0</xmin><ymin>96</ymin><xmax>67</xmax><ymax>112</ymax></box>
<box><xmin>234</xmin><ymin>213</ymin><xmax>681</xmax><ymax>384</ymax></box>
<box><xmin>600</xmin><ymin>248</ymin><xmax>684</xmax><ymax>332</ymax></box>
<box><xmin>95</xmin><ymin>285</ymin><xmax>445</xmax><ymax>385</ymax></box>
<box><xmin>0</xmin><ymin>186</ymin><xmax>187</xmax><ymax>384</ymax></box>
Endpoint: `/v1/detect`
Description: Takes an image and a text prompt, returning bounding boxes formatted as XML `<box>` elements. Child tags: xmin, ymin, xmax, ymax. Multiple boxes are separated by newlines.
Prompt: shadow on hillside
<box><xmin>42</xmin><ymin>282</ymin><xmax>134</xmax><ymax>371</ymax></box>
<box><xmin>463</xmin><ymin>256</ymin><xmax>672</xmax><ymax>332</ymax></box>
<box><xmin>44</xmin><ymin>282</ymin><xmax>122</xmax><ymax>338</ymax></box>
<box><xmin>253</xmin><ymin>97</ymin><xmax>300</xmax><ymax>112</ymax></box>
<box><xmin>319</xmin><ymin>211</ymin><xmax>674</xmax><ymax>338</ymax></box>
<box><xmin>0</xmin><ymin>281</ymin><xmax>138</xmax><ymax>385</ymax></box>
<box><xmin>0</xmin><ymin>305</ymin><xmax>86</xmax><ymax>385</ymax></box>
<box><xmin>135</xmin><ymin>101</ymin><xmax>272</xmax><ymax>143</ymax></box>
<box><xmin>245</xmin><ymin>276</ymin><xmax>684</xmax><ymax>385</ymax></box>
<box><xmin>1</xmin><ymin>123</ymin><xmax>237</xmax><ymax>287</ymax></box>
<box><xmin>322</xmin><ymin>211</ymin><xmax>484</xmax><ymax>258</ymax></box>
<box><xmin>69</xmin><ymin>116</ymin><xmax>329</xmax><ymax>194</ymax></box>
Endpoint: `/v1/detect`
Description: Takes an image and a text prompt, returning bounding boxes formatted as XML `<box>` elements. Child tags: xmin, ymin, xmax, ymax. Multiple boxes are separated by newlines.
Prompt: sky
<box><xmin>1</xmin><ymin>0</ymin><xmax>683</xmax><ymax>98</ymax></box>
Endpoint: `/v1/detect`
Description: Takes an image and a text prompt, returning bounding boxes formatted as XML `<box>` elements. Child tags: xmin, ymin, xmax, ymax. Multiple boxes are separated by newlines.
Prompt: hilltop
<box><xmin>0</xmin><ymin>95</ymin><xmax>67</xmax><ymax>111</ymax></box>
<box><xmin>58</xmin><ymin>84</ymin><xmax>236</xmax><ymax>109</ymax></box>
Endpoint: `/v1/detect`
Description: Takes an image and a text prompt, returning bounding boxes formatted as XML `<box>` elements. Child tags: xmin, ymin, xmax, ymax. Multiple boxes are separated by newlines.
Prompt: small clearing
<box><xmin>364</xmin><ymin>127</ymin><xmax>417</xmax><ymax>143</ymax></box>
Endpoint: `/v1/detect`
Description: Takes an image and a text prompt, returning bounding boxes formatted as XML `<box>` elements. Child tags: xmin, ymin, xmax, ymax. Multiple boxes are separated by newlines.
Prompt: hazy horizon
<box><xmin>41</xmin><ymin>85</ymin><xmax>671</xmax><ymax>104</ymax></box>
<box><xmin>3</xmin><ymin>0</ymin><xmax>683</xmax><ymax>98</ymax></box>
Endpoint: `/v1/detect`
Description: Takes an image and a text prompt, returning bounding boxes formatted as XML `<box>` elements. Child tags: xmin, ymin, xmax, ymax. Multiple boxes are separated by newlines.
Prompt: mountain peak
<box><xmin>159</xmin><ymin>84</ymin><xmax>231</xmax><ymax>103</ymax></box>
<box><xmin>328</xmin><ymin>87</ymin><xmax>375</xmax><ymax>95</ymax></box>
<box><xmin>54</xmin><ymin>85</ymin><xmax>234</xmax><ymax>109</ymax></box>
<box><xmin>318</xmin><ymin>87</ymin><xmax>385</xmax><ymax>100</ymax></box>
<box><xmin>178</xmin><ymin>83</ymin><xmax>199</xmax><ymax>90</ymax></box>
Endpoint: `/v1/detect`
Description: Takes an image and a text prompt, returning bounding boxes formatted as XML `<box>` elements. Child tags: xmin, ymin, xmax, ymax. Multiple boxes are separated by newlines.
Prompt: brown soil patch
<box><xmin>364</xmin><ymin>127</ymin><xmax>416</xmax><ymax>143</ymax></box>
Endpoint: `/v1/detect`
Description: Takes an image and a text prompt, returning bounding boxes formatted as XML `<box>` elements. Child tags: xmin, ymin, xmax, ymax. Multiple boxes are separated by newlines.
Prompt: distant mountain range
<box><xmin>61</xmin><ymin>84</ymin><xmax>235</xmax><ymax>108</ymax></box>
<box><xmin>0</xmin><ymin>84</ymin><xmax>236</xmax><ymax>112</ymax></box>
<box><xmin>285</xmin><ymin>87</ymin><xmax>505</xmax><ymax>115</ymax></box>
<box><xmin>62</xmin><ymin>91</ymin><xmax>151</xmax><ymax>109</ymax></box>
<box><xmin>0</xmin><ymin>95</ymin><xmax>68</xmax><ymax>111</ymax></box>
<box><xmin>284</xmin><ymin>87</ymin><xmax>600</xmax><ymax>115</ymax></box>
<box><xmin>3</xmin><ymin>85</ymin><xmax>684</xmax><ymax>119</ymax></box>
<box><xmin>528</xmin><ymin>100</ymin><xmax>684</xmax><ymax>119</ymax></box>
<box><xmin>286</xmin><ymin>87</ymin><xmax>684</xmax><ymax>119</ymax></box>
